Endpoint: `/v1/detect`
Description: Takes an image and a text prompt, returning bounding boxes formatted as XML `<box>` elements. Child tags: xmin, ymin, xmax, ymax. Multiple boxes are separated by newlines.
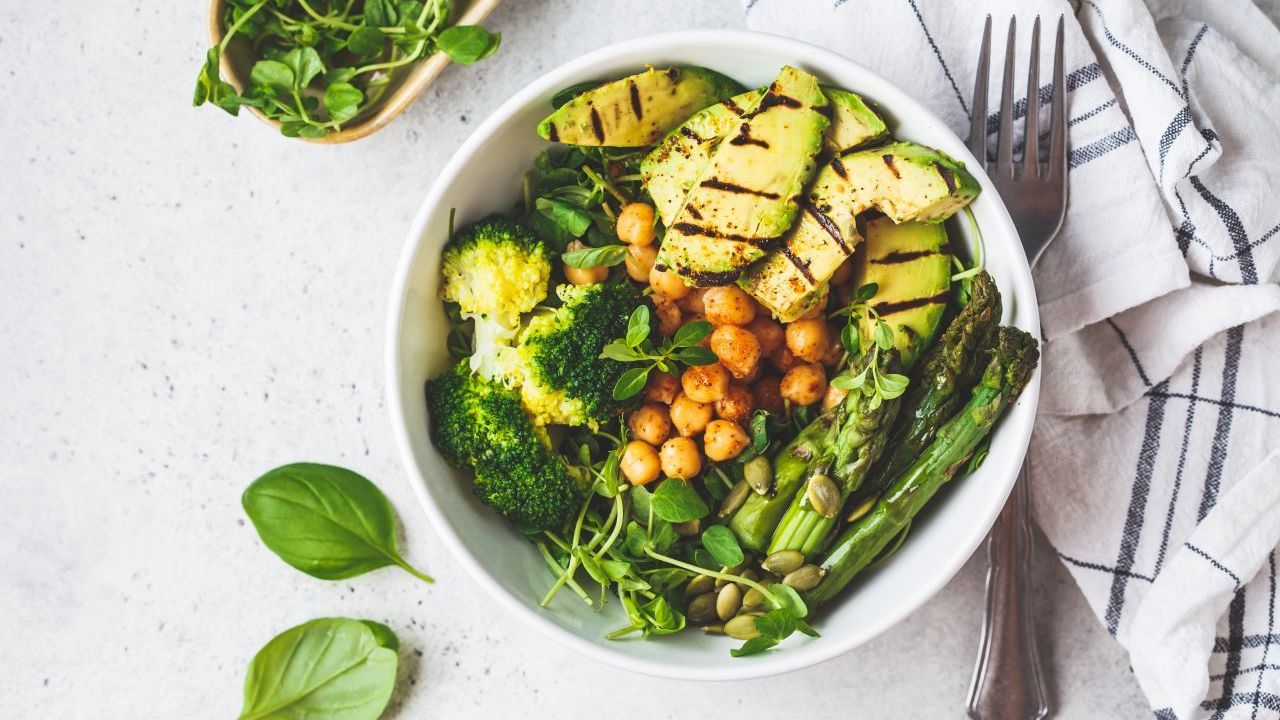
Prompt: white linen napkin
<box><xmin>742</xmin><ymin>0</ymin><xmax>1280</xmax><ymax>717</ymax></box>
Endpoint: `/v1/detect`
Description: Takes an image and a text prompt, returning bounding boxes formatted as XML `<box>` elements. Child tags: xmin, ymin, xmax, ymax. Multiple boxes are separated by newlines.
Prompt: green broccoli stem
<box><xmin>767</xmin><ymin>351</ymin><xmax>902</xmax><ymax>558</ymax></box>
<box><xmin>805</xmin><ymin>327</ymin><xmax>1038</xmax><ymax>608</ymax></box>
<box><xmin>728</xmin><ymin>411</ymin><xmax>838</xmax><ymax>552</ymax></box>
<box><xmin>855</xmin><ymin>271</ymin><xmax>1001</xmax><ymax>504</ymax></box>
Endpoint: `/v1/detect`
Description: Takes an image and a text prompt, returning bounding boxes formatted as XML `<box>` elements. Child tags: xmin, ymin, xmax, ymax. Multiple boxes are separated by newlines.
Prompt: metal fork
<box><xmin>965</xmin><ymin>15</ymin><xmax>1067</xmax><ymax>720</ymax></box>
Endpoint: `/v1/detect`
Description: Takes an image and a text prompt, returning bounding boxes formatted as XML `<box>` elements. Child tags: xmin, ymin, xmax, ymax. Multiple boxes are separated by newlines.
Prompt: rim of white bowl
<box><xmin>386</xmin><ymin>29</ymin><xmax>1041</xmax><ymax>681</ymax></box>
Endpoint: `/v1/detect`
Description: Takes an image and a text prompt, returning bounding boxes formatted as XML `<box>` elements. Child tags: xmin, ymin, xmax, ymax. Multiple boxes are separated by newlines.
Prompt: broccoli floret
<box><xmin>425</xmin><ymin>360</ymin><xmax>586</xmax><ymax>531</ymax></box>
<box><xmin>507</xmin><ymin>281</ymin><xmax>650</xmax><ymax>428</ymax></box>
<box><xmin>441</xmin><ymin>215</ymin><xmax>551</xmax><ymax>379</ymax></box>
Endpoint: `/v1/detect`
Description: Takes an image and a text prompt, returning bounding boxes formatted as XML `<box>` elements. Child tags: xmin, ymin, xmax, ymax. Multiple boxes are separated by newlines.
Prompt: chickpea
<box><xmin>563</xmin><ymin>240</ymin><xmax>608</xmax><ymax>285</ymax></box>
<box><xmin>653</xmin><ymin>296</ymin><xmax>682</xmax><ymax>337</ymax></box>
<box><xmin>822</xmin><ymin>381</ymin><xmax>849</xmax><ymax>410</ymax></box>
<box><xmin>660</xmin><ymin>436</ymin><xmax>703</xmax><ymax>480</ymax></box>
<box><xmin>628</xmin><ymin>403</ymin><xmax>672</xmax><ymax>446</ymax></box>
<box><xmin>746</xmin><ymin>315</ymin><xmax>785</xmax><ymax>355</ymax></box>
<box><xmin>650</xmin><ymin>265</ymin><xmax>690</xmax><ymax>301</ymax></box>
<box><xmin>616</xmin><ymin>202</ymin><xmax>656</xmax><ymax>246</ymax></box>
<box><xmin>644</xmin><ymin>371</ymin><xmax>679</xmax><ymax>404</ymax></box>
<box><xmin>677</xmin><ymin>287</ymin><xmax>707</xmax><ymax>314</ymax></box>
<box><xmin>681</xmin><ymin>362</ymin><xmax>730</xmax><ymax>403</ymax></box>
<box><xmin>830</xmin><ymin>257</ymin><xmax>854</xmax><ymax>286</ymax></box>
<box><xmin>704</xmin><ymin>419</ymin><xmax>750</xmax><ymax>461</ymax></box>
<box><xmin>710</xmin><ymin>325</ymin><xmax>761</xmax><ymax>380</ymax></box>
<box><xmin>621</xmin><ymin>440</ymin><xmax>661</xmax><ymax>486</ymax></box>
<box><xmin>702</xmin><ymin>286</ymin><xmax>756</xmax><ymax>326</ymax></box>
<box><xmin>797</xmin><ymin>288</ymin><xmax>830</xmax><ymax>320</ymax></box>
<box><xmin>752</xmin><ymin>375</ymin><xmax>785</xmax><ymax>415</ymax></box>
<box><xmin>786</xmin><ymin>318</ymin><xmax>832</xmax><ymax>363</ymax></box>
<box><xmin>780</xmin><ymin>363</ymin><xmax>828</xmax><ymax>407</ymax></box>
<box><xmin>770</xmin><ymin>346</ymin><xmax>801</xmax><ymax>373</ymax></box>
<box><xmin>715</xmin><ymin>383</ymin><xmax>754</xmax><ymax>422</ymax></box>
<box><xmin>625</xmin><ymin>244</ymin><xmax>658</xmax><ymax>282</ymax></box>
<box><xmin>670</xmin><ymin>393</ymin><xmax>714</xmax><ymax>437</ymax></box>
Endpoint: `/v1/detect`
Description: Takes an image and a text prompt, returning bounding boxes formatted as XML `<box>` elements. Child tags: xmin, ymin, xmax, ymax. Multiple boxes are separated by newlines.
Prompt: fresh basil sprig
<box><xmin>242</xmin><ymin>463</ymin><xmax>432</xmax><ymax>583</ymax></box>
<box><xmin>237</xmin><ymin>617</ymin><xmax>398</xmax><ymax>720</ymax></box>
<box><xmin>561</xmin><ymin>244</ymin><xmax>628</xmax><ymax>269</ymax></box>
<box><xmin>600</xmin><ymin>308</ymin><xmax>716</xmax><ymax>401</ymax></box>
<box><xmin>830</xmin><ymin>283</ymin><xmax>911</xmax><ymax>409</ymax></box>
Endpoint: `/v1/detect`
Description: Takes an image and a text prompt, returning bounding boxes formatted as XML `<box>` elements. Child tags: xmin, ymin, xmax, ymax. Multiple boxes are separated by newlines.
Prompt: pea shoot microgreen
<box><xmin>195</xmin><ymin>0</ymin><xmax>500</xmax><ymax>138</ymax></box>
<box><xmin>829</xmin><ymin>283</ymin><xmax>911</xmax><ymax>409</ymax></box>
<box><xmin>600</xmin><ymin>308</ymin><xmax>717</xmax><ymax>401</ymax></box>
<box><xmin>950</xmin><ymin>206</ymin><xmax>986</xmax><ymax>305</ymax></box>
<box><xmin>523</xmin><ymin>148</ymin><xmax>649</xmax><ymax>253</ymax></box>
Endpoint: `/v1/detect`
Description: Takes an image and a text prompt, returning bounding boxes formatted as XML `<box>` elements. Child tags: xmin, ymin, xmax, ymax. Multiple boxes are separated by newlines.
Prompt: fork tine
<box><xmin>1047</xmin><ymin>15</ymin><xmax>1067</xmax><ymax>184</ymax></box>
<box><xmin>968</xmin><ymin>15</ymin><xmax>992</xmax><ymax>167</ymax></box>
<box><xmin>1023</xmin><ymin>17</ymin><xmax>1042</xmax><ymax>177</ymax></box>
<box><xmin>995</xmin><ymin>17</ymin><xmax>1017</xmax><ymax>174</ymax></box>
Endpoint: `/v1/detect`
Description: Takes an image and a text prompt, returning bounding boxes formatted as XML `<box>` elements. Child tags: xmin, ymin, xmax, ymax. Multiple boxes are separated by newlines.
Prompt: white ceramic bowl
<box><xmin>387</xmin><ymin>30</ymin><xmax>1040</xmax><ymax>681</ymax></box>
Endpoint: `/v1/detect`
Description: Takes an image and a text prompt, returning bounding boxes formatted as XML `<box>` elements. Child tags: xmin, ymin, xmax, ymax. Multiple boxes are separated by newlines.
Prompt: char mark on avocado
<box><xmin>679</xmin><ymin>126</ymin><xmax>704</xmax><ymax>143</ymax></box>
<box><xmin>831</xmin><ymin>157</ymin><xmax>848</xmax><ymax>180</ymax></box>
<box><xmin>665</xmin><ymin>68</ymin><xmax>681</xmax><ymax>83</ymax></box>
<box><xmin>936</xmin><ymin>164</ymin><xmax>958</xmax><ymax>193</ymax></box>
<box><xmin>589</xmin><ymin>107</ymin><xmax>605</xmax><ymax>143</ymax></box>
<box><xmin>780</xmin><ymin>245</ymin><xmax>816</xmax><ymax>284</ymax></box>
<box><xmin>628</xmin><ymin>80</ymin><xmax>643</xmax><ymax>121</ymax></box>
<box><xmin>756</xmin><ymin>93</ymin><xmax>804</xmax><ymax>112</ymax></box>
<box><xmin>815</xmin><ymin>102</ymin><xmax>834</xmax><ymax>119</ymax></box>
<box><xmin>670</xmin><ymin>222</ymin><xmax>780</xmax><ymax>249</ymax></box>
<box><xmin>722</xmin><ymin>98</ymin><xmax>744</xmax><ymax>116</ymax></box>
<box><xmin>546</xmin><ymin>123</ymin><xmax>559</xmax><ymax>143</ymax></box>
<box><xmin>873</xmin><ymin>291</ymin><xmax>951</xmax><ymax>316</ymax></box>
<box><xmin>686</xmin><ymin>206</ymin><xmax>703</xmax><ymax>220</ymax></box>
<box><xmin>803</xmin><ymin>202</ymin><xmax>851</xmax><ymax>254</ymax></box>
<box><xmin>676</xmin><ymin>265</ymin><xmax>741</xmax><ymax>286</ymax></box>
<box><xmin>699</xmin><ymin>177</ymin><xmax>780</xmax><ymax>199</ymax></box>
<box><xmin>729</xmin><ymin>122</ymin><xmax>770</xmax><ymax>149</ymax></box>
<box><xmin>882</xmin><ymin>154</ymin><xmax>901</xmax><ymax>179</ymax></box>
<box><xmin>871</xmin><ymin>249</ymin><xmax>940</xmax><ymax>265</ymax></box>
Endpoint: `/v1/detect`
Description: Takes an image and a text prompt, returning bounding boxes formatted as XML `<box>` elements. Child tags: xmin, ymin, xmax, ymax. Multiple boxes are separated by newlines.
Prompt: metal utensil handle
<box><xmin>967</xmin><ymin>467</ymin><xmax>1049</xmax><ymax>720</ymax></box>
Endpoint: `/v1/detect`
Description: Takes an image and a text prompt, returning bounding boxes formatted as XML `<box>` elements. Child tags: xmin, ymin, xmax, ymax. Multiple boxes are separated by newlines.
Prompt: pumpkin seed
<box><xmin>735</xmin><ymin>568</ymin><xmax>758</xmax><ymax>593</ymax></box>
<box><xmin>673</xmin><ymin>518</ymin><xmax>702</xmax><ymax>536</ymax></box>
<box><xmin>805</xmin><ymin>473</ymin><xmax>840</xmax><ymax>518</ymax></box>
<box><xmin>846</xmin><ymin>495</ymin><xmax>876</xmax><ymax>523</ymax></box>
<box><xmin>687</xmin><ymin>592</ymin><xmax>718</xmax><ymax>623</ymax></box>
<box><xmin>715</xmin><ymin>562</ymin><xmax>746</xmax><ymax>589</ymax></box>
<box><xmin>718</xmin><ymin>479</ymin><xmax>751</xmax><ymax>517</ymax></box>
<box><xmin>716</xmin><ymin>583</ymin><xmax>743</xmax><ymax>621</ymax></box>
<box><xmin>724</xmin><ymin>614</ymin><xmax>761</xmax><ymax>640</ymax></box>
<box><xmin>744</xmin><ymin>456</ymin><xmax>773</xmax><ymax>495</ymax></box>
<box><xmin>762</xmin><ymin>549</ymin><xmax>805</xmax><ymax>575</ymax></box>
<box><xmin>783</xmin><ymin>564</ymin><xmax>825</xmax><ymax>591</ymax></box>
<box><xmin>741</xmin><ymin>583</ymin><xmax>769</xmax><ymax>611</ymax></box>
<box><xmin>684</xmin><ymin>573</ymin><xmax>715</xmax><ymax>598</ymax></box>
<box><xmin>701</xmin><ymin>623</ymin><xmax>725</xmax><ymax>635</ymax></box>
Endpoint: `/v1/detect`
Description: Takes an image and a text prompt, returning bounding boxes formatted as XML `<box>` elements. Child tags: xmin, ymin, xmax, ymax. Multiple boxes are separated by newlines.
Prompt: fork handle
<box><xmin>967</xmin><ymin>466</ymin><xmax>1049</xmax><ymax>720</ymax></box>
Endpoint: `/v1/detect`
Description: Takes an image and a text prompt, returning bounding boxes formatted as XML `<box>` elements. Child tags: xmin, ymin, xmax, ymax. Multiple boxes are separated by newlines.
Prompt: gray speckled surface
<box><xmin>0</xmin><ymin>0</ymin><xmax>1151</xmax><ymax>717</ymax></box>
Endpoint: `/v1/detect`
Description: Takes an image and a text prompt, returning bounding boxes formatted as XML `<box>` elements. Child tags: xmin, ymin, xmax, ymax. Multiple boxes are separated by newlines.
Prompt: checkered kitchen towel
<box><xmin>743</xmin><ymin>0</ymin><xmax>1280</xmax><ymax>716</ymax></box>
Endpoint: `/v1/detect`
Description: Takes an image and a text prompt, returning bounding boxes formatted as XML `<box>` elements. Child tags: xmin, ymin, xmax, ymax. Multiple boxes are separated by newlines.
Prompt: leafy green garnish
<box><xmin>436</xmin><ymin>25</ymin><xmax>501</xmax><ymax>64</ymax></box>
<box><xmin>650</xmin><ymin>478</ymin><xmax>709</xmax><ymax>523</ymax></box>
<box><xmin>562</xmin><ymin>244</ymin><xmax>628</xmax><ymax>269</ymax></box>
<box><xmin>601</xmin><ymin>309</ymin><xmax>715</xmax><ymax>400</ymax></box>
<box><xmin>700</xmin><ymin>525</ymin><xmax>744</xmax><ymax>567</ymax></box>
<box><xmin>830</xmin><ymin>283</ymin><xmax>911</xmax><ymax>409</ymax></box>
<box><xmin>237</xmin><ymin>617</ymin><xmax>398</xmax><ymax>720</ymax></box>
<box><xmin>242</xmin><ymin>463</ymin><xmax>433</xmax><ymax>583</ymax></box>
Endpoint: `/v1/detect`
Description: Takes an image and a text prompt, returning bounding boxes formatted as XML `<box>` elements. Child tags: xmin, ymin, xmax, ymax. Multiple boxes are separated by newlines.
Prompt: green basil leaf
<box><xmin>611</xmin><ymin>366</ymin><xmax>650</xmax><ymax>401</ymax></box>
<box><xmin>626</xmin><ymin>305</ymin><xmax>651</xmax><ymax>348</ymax></box>
<box><xmin>535</xmin><ymin>197</ymin><xmax>592</xmax><ymax>237</ymax></box>
<box><xmin>362</xmin><ymin>0</ymin><xmax>397</xmax><ymax>26</ymax></box>
<box><xmin>561</xmin><ymin>244</ymin><xmax>627</xmax><ymax>269</ymax></box>
<box><xmin>436</xmin><ymin>25</ymin><xmax>501</xmax><ymax>65</ymax></box>
<box><xmin>346</xmin><ymin>25</ymin><xmax>385</xmax><ymax>56</ymax></box>
<box><xmin>830</xmin><ymin>373</ymin><xmax>857</xmax><ymax>391</ymax></box>
<box><xmin>650</xmin><ymin>478</ymin><xmax>709</xmax><ymax>523</ymax></box>
<box><xmin>250</xmin><ymin>59</ymin><xmax>294</xmax><ymax>95</ymax></box>
<box><xmin>672</xmin><ymin>320</ymin><xmax>712</xmax><ymax>348</ymax></box>
<box><xmin>877</xmin><ymin>371</ymin><xmax>910</xmax><ymax>399</ymax></box>
<box><xmin>324</xmin><ymin>82</ymin><xmax>364</xmax><ymax>124</ymax></box>
<box><xmin>767</xmin><ymin>584</ymin><xmax>809</xmax><ymax>619</ymax></box>
<box><xmin>840</xmin><ymin>322</ymin><xmax>859</xmax><ymax>356</ymax></box>
<box><xmin>282</xmin><ymin>47</ymin><xmax>325</xmax><ymax>89</ymax></box>
<box><xmin>701</xmin><ymin>525</ymin><xmax>744</xmax><ymax>567</ymax></box>
<box><xmin>630</xmin><ymin>484</ymin><xmax>654</xmax><ymax>522</ymax></box>
<box><xmin>599</xmin><ymin>340</ymin><xmax>644</xmax><ymax>363</ymax></box>
<box><xmin>855</xmin><ymin>282</ymin><xmax>879</xmax><ymax>302</ymax></box>
<box><xmin>238</xmin><ymin>618</ymin><xmax>397</xmax><ymax>720</ymax></box>
<box><xmin>691</xmin><ymin>547</ymin><xmax>719</xmax><ymax>569</ymax></box>
<box><xmin>640</xmin><ymin>596</ymin><xmax>686</xmax><ymax>636</ymax></box>
<box><xmin>646</xmin><ymin>518</ymin><xmax>680</xmax><ymax>553</ymax></box>
<box><xmin>874</xmin><ymin>320</ymin><xmax>894</xmax><ymax>351</ymax></box>
<box><xmin>730</xmin><ymin>635</ymin><xmax>779</xmax><ymax>657</ymax></box>
<box><xmin>755</xmin><ymin>607</ymin><xmax>799</xmax><ymax>638</ymax></box>
<box><xmin>795</xmin><ymin>618</ymin><xmax>821</xmax><ymax>637</ymax></box>
<box><xmin>676</xmin><ymin>346</ymin><xmax>718</xmax><ymax>366</ymax></box>
<box><xmin>242</xmin><ymin>463</ymin><xmax>432</xmax><ymax>583</ymax></box>
<box><xmin>298</xmin><ymin>124</ymin><xmax>329</xmax><ymax>139</ymax></box>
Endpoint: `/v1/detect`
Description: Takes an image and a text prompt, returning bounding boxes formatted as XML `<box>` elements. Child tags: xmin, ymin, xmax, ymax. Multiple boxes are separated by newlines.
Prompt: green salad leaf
<box><xmin>700</xmin><ymin>525</ymin><xmax>743</xmax><ymax>567</ymax></box>
<box><xmin>650</xmin><ymin>479</ymin><xmax>709</xmax><ymax>523</ymax></box>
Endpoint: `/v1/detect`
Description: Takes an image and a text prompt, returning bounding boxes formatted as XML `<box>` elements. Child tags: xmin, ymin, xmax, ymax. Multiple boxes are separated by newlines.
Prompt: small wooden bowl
<box><xmin>207</xmin><ymin>0</ymin><xmax>504</xmax><ymax>143</ymax></box>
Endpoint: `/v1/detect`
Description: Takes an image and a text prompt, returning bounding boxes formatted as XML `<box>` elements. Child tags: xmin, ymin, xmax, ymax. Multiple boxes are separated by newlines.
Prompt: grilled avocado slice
<box><xmin>657</xmin><ymin>66</ymin><xmax>830</xmax><ymax>285</ymax></box>
<box><xmin>742</xmin><ymin>141</ymin><xmax>978</xmax><ymax>321</ymax></box>
<box><xmin>537</xmin><ymin>66</ymin><xmax>744</xmax><ymax>147</ymax></box>
<box><xmin>854</xmin><ymin>216</ymin><xmax>951</xmax><ymax>370</ymax></box>
<box><xmin>643</xmin><ymin>85</ymin><xmax>888</xmax><ymax>227</ymax></box>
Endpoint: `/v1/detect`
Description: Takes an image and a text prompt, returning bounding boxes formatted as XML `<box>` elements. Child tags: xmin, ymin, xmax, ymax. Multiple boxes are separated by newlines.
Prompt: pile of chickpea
<box><xmin>563</xmin><ymin>201</ymin><xmax>855</xmax><ymax>489</ymax></box>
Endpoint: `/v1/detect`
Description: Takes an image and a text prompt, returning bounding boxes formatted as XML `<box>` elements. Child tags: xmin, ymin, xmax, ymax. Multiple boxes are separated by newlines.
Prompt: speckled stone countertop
<box><xmin>2</xmin><ymin>1</ymin><xmax>1157</xmax><ymax>717</ymax></box>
